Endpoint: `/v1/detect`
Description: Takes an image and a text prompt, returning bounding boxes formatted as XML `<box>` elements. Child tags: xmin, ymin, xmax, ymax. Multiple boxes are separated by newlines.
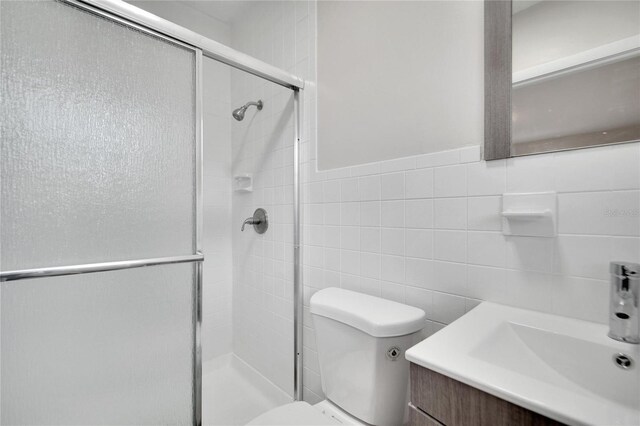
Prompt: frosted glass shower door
<box><xmin>1</xmin><ymin>1</ymin><xmax>201</xmax><ymax>424</ymax></box>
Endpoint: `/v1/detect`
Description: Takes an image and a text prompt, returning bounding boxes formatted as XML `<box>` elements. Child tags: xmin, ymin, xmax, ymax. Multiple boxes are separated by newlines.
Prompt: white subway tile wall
<box><xmin>300</xmin><ymin>140</ymin><xmax>640</xmax><ymax>403</ymax></box>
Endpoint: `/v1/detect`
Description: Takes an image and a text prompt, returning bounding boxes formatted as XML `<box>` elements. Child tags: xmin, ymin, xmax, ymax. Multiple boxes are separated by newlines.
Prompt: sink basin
<box><xmin>472</xmin><ymin>322</ymin><xmax>639</xmax><ymax>409</ymax></box>
<box><xmin>405</xmin><ymin>302</ymin><xmax>640</xmax><ymax>425</ymax></box>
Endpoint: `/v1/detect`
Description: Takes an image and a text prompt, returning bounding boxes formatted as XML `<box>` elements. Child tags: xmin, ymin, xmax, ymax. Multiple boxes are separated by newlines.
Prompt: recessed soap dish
<box><xmin>233</xmin><ymin>174</ymin><xmax>253</xmax><ymax>192</ymax></box>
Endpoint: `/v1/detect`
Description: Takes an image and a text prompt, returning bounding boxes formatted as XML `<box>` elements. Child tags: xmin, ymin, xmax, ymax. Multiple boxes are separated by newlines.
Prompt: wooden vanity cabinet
<box><xmin>408</xmin><ymin>363</ymin><xmax>565</xmax><ymax>426</ymax></box>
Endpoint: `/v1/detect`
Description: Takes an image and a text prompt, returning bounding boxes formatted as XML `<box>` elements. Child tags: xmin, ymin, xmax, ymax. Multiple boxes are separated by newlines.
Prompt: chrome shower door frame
<box><xmin>293</xmin><ymin>88</ymin><xmax>303</xmax><ymax>401</ymax></box>
<box><xmin>194</xmin><ymin>47</ymin><xmax>204</xmax><ymax>426</ymax></box>
<box><xmin>62</xmin><ymin>0</ymin><xmax>305</xmax><ymax>412</ymax></box>
<box><xmin>3</xmin><ymin>0</ymin><xmax>307</xmax><ymax>419</ymax></box>
<box><xmin>74</xmin><ymin>0</ymin><xmax>304</xmax><ymax>91</ymax></box>
<box><xmin>69</xmin><ymin>0</ymin><xmax>308</xmax><ymax>404</ymax></box>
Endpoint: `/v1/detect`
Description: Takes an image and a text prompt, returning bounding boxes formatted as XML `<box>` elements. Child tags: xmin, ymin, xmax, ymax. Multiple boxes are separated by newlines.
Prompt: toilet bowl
<box><xmin>247</xmin><ymin>288</ymin><xmax>426</xmax><ymax>426</ymax></box>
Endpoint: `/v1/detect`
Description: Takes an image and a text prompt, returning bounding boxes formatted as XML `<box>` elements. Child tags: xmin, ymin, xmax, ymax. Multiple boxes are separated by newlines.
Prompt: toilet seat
<box><xmin>246</xmin><ymin>401</ymin><xmax>340</xmax><ymax>425</ymax></box>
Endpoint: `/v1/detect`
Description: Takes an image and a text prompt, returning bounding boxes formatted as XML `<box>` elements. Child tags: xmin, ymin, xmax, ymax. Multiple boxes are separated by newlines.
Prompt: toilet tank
<box><xmin>310</xmin><ymin>288</ymin><xmax>426</xmax><ymax>426</ymax></box>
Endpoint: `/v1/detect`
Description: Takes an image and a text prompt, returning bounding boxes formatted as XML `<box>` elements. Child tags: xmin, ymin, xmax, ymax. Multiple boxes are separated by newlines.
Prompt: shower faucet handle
<box><xmin>241</xmin><ymin>208</ymin><xmax>268</xmax><ymax>234</ymax></box>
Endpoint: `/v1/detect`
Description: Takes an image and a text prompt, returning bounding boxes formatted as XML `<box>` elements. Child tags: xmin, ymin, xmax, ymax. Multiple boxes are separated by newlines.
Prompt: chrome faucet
<box><xmin>240</xmin><ymin>208</ymin><xmax>268</xmax><ymax>234</ymax></box>
<box><xmin>241</xmin><ymin>217</ymin><xmax>258</xmax><ymax>231</ymax></box>
<box><xmin>609</xmin><ymin>261</ymin><xmax>639</xmax><ymax>344</ymax></box>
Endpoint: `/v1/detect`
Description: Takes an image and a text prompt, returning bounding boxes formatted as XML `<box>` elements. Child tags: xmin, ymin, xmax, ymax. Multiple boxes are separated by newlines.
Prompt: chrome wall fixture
<box><xmin>293</xmin><ymin>89</ymin><xmax>303</xmax><ymax>401</ymax></box>
<box><xmin>609</xmin><ymin>261</ymin><xmax>640</xmax><ymax>344</ymax></box>
<box><xmin>0</xmin><ymin>254</ymin><xmax>204</xmax><ymax>282</ymax></box>
<box><xmin>241</xmin><ymin>208</ymin><xmax>268</xmax><ymax>234</ymax></box>
<box><xmin>194</xmin><ymin>48</ymin><xmax>204</xmax><ymax>426</ymax></box>
<box><xmin>232</xmin><ymin>100</ymin><xmax>263</xmax><ymax>121</ymax></box>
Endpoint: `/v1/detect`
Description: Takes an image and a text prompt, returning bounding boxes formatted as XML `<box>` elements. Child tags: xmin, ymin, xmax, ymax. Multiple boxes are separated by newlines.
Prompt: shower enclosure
<box><xmin>0</xmin><ymin>0</ymin><xmax>304</xmax><ymax>424</ymax></box>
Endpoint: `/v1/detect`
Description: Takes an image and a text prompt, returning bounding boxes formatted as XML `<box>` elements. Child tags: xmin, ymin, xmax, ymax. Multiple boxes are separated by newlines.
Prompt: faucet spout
<box><xmin>609</xmin><ymin>262</ymin><xmax>640</xmax><ymax>344</ymax></box>
<box><xmin>241</xmin><ymin>217</ymin><xmax>258</xmax><ymax>231</ymax></box>
<box><xmin>240</xmin><ymin>208</ymin><xmax>269</xmax><ymax>234</ymax></box>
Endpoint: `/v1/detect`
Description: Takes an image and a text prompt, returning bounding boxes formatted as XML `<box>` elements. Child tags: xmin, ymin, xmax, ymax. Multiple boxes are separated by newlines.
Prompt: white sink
<box><xmin>405</xmin><ymin>302</ymin><xmax>640</xmax><ymax>425</ymax></box>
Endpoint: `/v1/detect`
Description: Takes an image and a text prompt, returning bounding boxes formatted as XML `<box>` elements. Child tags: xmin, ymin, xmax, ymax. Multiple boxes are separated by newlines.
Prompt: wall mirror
<box><xmin>484</xmin><ymin>0</ymin><xmax>640</xmax><ymax>160</ymax></box>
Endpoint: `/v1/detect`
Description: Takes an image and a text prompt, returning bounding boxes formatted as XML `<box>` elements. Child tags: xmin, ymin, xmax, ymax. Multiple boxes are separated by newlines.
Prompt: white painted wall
<box><xmin>128</xmin><ymin>1</ymin><xmax>230</xmax><ymax>43</ymax></box>
<box><xmin>316</xmin><ymin>1</ymin><xmax>483</xmax><ymax>170</ymax></box>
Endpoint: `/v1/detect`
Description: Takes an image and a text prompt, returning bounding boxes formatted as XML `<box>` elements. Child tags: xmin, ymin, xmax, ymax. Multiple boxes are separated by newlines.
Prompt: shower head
<box><xmin>232</xmin><ymin>108</ymin><xmax>245</xmax><ymax>121</ymax></box>
<box><xmin>232</xmin><ymin>100</ymin><xmax>263</xmax><ymax>121</ymax></box>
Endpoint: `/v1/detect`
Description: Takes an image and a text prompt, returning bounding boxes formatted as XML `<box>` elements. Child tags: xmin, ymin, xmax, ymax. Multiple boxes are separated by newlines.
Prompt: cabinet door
<box><xmin>409</xmin><ymin>403</ymin><xmax>445</xmax><ymax>426</ymax></box>
<box><xmin>410</xmin><ymin>364</ymin><xmax>564</xmax><ymax>426</ymax></box>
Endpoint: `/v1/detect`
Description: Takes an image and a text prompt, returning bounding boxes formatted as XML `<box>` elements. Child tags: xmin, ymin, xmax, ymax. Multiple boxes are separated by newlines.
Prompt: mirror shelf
<box><xmin>513</xmin><ymin>36</ymin><xmax>640</xmax><ymax>88</ymax></box>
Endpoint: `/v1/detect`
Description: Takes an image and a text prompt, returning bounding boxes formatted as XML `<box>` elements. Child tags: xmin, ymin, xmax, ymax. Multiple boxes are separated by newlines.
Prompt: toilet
<box><xmin>247</xmin><ymin>287</ymin><xmax>426</xmax><ymax>426</ymax></box>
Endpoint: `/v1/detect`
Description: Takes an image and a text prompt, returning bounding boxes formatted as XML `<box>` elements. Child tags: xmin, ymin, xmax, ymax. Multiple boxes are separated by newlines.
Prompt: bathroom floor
<box><xmin>202</xmin><ymin>354</ymin><xmax>292</xmax><ymax>425</ymax></box>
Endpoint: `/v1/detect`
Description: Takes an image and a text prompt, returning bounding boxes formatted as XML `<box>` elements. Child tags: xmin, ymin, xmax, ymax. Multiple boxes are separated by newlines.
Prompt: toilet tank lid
<box><xmin>310</xmin><ymin>288</ymin><xmax>426</xmax><ymax>337</ymax></box>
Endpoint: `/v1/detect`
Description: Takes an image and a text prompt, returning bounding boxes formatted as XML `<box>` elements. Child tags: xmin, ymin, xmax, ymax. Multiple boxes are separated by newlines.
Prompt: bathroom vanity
<box><xmin>405</xmin><ymin>302</ymin><xmax>640</xmax><ymax>426</ymax></box>
<box><xmin>407</xmin><ymin>364</ymin><xmax>561</xmax><ymax>426</ymax></box>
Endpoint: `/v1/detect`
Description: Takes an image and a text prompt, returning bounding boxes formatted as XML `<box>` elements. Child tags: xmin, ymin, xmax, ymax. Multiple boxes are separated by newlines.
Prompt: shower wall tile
<box><xmin>405</xmin><ymin>229</ymin><xmax>433</xmax><ymax>259</ymax></box>
<box><xmin>381</xmin><ymin>228</ymin><xmax>405</xmax><ymax>256</ymax></box>
<box><xmin>433</xmin><ymin>230</ymin><xmax>467</xmax><ymax>263</ymax></box>
<box><xmin>466</xmin><ymin>160</ymin><xmax>506</xmax><ymax>196</ymax></box>
<box><xmin>434</xmin><ymin>198</ymin><xmax>467</xmax><ymax>230</ymax></box>
<box><xmin>381</xmin><ymin>201</ymin><xmax>405</xmax><ymax>228</ymax></box>
<box><xmin>359</xmin><ymin>176</ymin><xmax>381</xmax><ymax>201</ymax></box>
<box><xmin>467</xmin><ymin>196</ymin><xmax>502</xmax><ymax>231</ymax></box>
<box><xmin>434</xmin><ymin>164</ymin><xmax>468</xmax><ymax>197</ymax></box>
<box><xmin>360</xmin><ymin>201</ymin><xmax>381</xmax><ymax>227</ymax></box>
<box><xmin>405</xmin><ymin>199</ymin><xmax>434</xmax><ymax>229</ymax></box>
<box><xmin>381</xmin><ymin>173</ymin><xmax>405</xmax><ymax>200</ymax></box>
<box><xmin>405</xmin><ymin>169</ymin><xmax>434</xmax><ymax>199</ymax></box>
<box><xmin>340</xmin><ymin>178</ymin><xmax>359</xmax><ymax>202</ymax></box>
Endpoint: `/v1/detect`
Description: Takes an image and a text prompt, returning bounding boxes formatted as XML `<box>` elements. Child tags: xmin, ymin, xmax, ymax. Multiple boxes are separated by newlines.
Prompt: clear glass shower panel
<box><xmin>1</xmin><ymin>263</ymin><xmax>196</xmax><ymax>425</ymax></box>
<box><xmin>1</xmin><ymin>0</ymin><xmax>197</xmax><ymax>271</ymax></box>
